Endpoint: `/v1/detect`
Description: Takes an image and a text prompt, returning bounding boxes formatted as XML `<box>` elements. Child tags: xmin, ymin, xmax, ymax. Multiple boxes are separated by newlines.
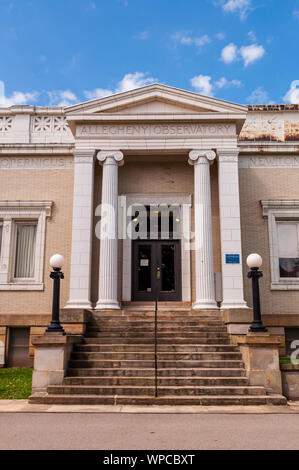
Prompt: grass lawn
<box><xmin>0</xmin><ymin>368</ymin><xmax>33</xmax><ymax>399</ymax></box>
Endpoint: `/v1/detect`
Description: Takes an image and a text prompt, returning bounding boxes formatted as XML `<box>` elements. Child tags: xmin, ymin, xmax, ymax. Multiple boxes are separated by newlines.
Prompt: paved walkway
<box><xmin>0</xmin><ymin>400</ymin><xmax>299</xmax><ymax>413</ymax></box>
<box><xmin>1</xmin><ymin>410</ymin><xmax>299</xmax><ymax>449</ymax></box>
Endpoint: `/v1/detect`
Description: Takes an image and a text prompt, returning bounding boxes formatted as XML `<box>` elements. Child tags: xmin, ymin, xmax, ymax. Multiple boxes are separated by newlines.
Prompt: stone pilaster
<box><xmin>96</xmin><ymin>151</ymin><xmax>124</xmax><ymax>310</ymax></box>
<box><xmin>65</xmin><ymin>149</ymin><xmax>95</xmax><ymax>310</ymax></box>
<box><xmin>189</xmin><ymin>150</ymin><xmax>217</xmax><ymax>310</ymax></box>
<box><xmin>217</xmin><ymin>149</ymin><xmax>247</xmax><ymax>309</ymax></box>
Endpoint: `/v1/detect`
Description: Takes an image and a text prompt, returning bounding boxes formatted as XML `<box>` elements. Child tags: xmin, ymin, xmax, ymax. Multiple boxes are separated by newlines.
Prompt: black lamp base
<box><xmin>249</xmin><ymin>322</ymin><xmax>268</xmax><ymax>333</ymax></box>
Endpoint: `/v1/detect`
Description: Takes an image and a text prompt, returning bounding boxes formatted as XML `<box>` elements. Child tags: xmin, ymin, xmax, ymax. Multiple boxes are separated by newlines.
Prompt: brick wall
<box><xmin>239</xmin><ymin>167</ymin><xmax>299</xmax><ymax>317</ymax></box>
<box><xmin>0</xmin><ymin>168</ymin><xmax>74</xmax><ymax>316</ymax></box>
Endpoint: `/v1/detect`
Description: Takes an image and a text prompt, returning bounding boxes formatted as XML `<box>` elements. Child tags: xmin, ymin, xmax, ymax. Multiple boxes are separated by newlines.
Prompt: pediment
<box><xmin>107</xmin><ymin>98</ymin><xmax>209</xmax><ymax>114</ymax></box>
<box><xmin>65</xmin><ymin>83</ymin><xmax>247</xmax><ymax>116</ymax></box>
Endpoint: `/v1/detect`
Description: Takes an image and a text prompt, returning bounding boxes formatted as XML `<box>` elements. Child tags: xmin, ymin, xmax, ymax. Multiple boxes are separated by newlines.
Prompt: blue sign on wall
<box><xmin>226</xmin><ymin>254</ymin><xmax>240</xmax><ymax>264</ymax></box>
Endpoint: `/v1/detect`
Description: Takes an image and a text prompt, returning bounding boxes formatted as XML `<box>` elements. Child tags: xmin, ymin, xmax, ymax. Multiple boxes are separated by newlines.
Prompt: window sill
<box><xmin>271</xmin><ymin>281</ymin><xmax>299</xmax><ymax>291</ymax></box>
<box><xmin>0</xmin><ymin>283</ymin><xmax>44</xmax><ymax>291</ymax></box>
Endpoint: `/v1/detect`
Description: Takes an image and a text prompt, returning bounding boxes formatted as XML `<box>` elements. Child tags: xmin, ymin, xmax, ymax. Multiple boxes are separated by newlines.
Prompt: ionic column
<box><xmin>65</xmin><ymin>149</ymin><xmax>95</xmax><ymax>310</ymax></box>
<box><xmin>189</xmin><ymin>150</ymin><xmax>217</xmax><ymax>310</ymax></box>
<box><xmin>217</xmin><ymin>149</ymin><xmax>247</xmax><ymax>309</ymax></box>
<box><xmin>96</xmin><ymin>151</ymin><xmax>124</xmax><ymax>310</ymax></box>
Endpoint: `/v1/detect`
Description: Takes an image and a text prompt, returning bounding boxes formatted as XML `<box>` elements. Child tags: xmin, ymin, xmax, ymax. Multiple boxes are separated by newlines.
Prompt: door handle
<box><xmin>156</xmin><ymin>267</ymin><xmax>161</xmax><ymax>280</ymax></box>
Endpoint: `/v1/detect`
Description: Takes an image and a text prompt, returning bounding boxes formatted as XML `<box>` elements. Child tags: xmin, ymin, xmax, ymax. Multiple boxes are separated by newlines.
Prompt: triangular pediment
<box><xmin>107</xmin><ymin>98</ymin><xmax>209</xmax><ymax>114</ymax></box>
<box><xmin>65</xmin><ymin>83</ymin><xmax>247</xmax><ymax>116</ymax></box>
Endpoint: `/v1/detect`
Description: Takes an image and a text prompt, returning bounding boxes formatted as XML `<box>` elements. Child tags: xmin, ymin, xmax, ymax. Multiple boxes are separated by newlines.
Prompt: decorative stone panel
<box><xmin>32</xmin><ymin>116</ymin><xmax>69</xmax><ymax>133</ymax></box>
<box><xmin>0</xmin><ymin>117</ymin><xmax>13</xmax><ymax>132</ymax></box>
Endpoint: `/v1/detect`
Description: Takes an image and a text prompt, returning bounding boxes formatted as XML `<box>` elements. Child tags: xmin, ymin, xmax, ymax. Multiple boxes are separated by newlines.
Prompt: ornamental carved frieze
<box><xmin>0</xmin><ymin>117</ymin><xmax>13</xmax><ymax>132</ymax></box>
<box><xmin>53</xmin><ymin>116</ymin><xmax>69</xmax><ymax>132</ymax></box>
<box><xmin>32</xmin><ymin>115</ymin><xmax>69</xmax><ymax>133</ymax></box>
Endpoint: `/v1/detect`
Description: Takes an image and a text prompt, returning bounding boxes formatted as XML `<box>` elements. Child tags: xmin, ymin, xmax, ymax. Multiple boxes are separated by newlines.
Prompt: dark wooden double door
<box><xmin>132</xmin><ymin>240</ymin><xmax>181</xmax><ymax>301</ymax></box>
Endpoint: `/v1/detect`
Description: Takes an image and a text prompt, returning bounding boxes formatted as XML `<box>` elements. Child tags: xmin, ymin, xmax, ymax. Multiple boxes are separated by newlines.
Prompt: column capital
<box><xmin>188</xmin><ymin>149</ymin><xmax>216</xmax><ymax>166</ymax></box>
<box><xmin>73</xmin><ymin>148</ymin><xmax>96</xmax><ymax>164</ymax></box>
<box><xmin>217</xmin><ymin>148</ymin><xmax>239</xmax><ymax>162</ymax></box>
<box><xmin>97</xmin><ymin>150</ymin><xmax>124</xmax><ymax>167</ymax></box>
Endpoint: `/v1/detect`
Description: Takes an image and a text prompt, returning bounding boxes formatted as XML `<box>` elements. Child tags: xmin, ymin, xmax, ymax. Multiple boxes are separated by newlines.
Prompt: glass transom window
<box><xmin>278</xmin><ymin>222</ymin><xmax>299</xmax><ymax>278</ymax></box>
<box><xmin>132</xmin><ymin>205</ymin><xmax>181</xmax><ymax>240</ymax></box>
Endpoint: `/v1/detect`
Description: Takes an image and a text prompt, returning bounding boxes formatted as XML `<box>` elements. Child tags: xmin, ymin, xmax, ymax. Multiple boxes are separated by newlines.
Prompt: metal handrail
<box><xmin>154</xmin><ymin>266</ymin><xmax>160</xmax><ymax>398</ymax></box>
<box><xmin>155</xmin><ymin>294</ymin><xmax>158</xmax><ymax>398</ymax></box>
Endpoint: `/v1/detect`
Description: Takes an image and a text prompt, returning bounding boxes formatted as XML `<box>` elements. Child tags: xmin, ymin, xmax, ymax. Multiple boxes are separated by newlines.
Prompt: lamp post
<box><xmin>46</xmin><ymin>254</ymin><xmax>66</xmax><ymax>334</ymax></box>
<box><xmin>246</xmin><ymin>253</ymin><xmax>268</xmax><ymax>333</ymax></box>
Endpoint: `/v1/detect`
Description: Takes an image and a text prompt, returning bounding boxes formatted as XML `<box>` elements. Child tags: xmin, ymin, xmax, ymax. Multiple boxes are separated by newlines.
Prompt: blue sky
<box><xmin>0</xmin><ymin>0</ymin><xmax>298</xmax><ymax>107</ymax></box>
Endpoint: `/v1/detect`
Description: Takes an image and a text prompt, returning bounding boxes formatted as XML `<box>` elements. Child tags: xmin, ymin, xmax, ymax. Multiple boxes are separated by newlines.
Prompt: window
<box><xmin>131</xmin><ymin>205</ymin><xmax>181</xmax><ymax>240</ymax></box>
<box><xmin>262</xmin><ymin>200</ymin><xmax>299</xmax><ymax>290</ymax></box>
<box><xmin>14</xmin><ymin>223</ymin><xmax>37</xmax><ymax>279</ymax></box>
<box><xmin>7</xmin><ymin>328</ymin><xmax>33</xmax><ymax>368</ymax></box>
<box><xmin>0</xmin><ymin>201</ymin><xmax>52</xmax><ymax>291</ymax></box>
<box><xmin>278</xmin><ymin>222</ymin><xmax>299</xmax><ymax>278</ymax></box>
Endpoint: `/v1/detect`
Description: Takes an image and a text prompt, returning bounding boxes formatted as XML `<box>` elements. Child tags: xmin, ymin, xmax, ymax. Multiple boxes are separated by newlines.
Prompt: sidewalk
<box><xmin>1</xmin><ymin>399</ymin><xmax>299</xmax><ymax>414</ymax></box>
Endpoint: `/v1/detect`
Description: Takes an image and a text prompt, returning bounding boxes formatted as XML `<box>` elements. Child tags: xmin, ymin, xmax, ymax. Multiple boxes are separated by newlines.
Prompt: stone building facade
<box><xmin>0</xmin><ymin>84</ymin><xmax>299</xmax><ymax>368</ymax></box>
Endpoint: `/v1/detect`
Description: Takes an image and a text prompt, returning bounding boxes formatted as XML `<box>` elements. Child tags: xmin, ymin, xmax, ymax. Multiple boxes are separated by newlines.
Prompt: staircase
<box><xmin>31</xmin><ymin>310</ymin><xmax>287</xmax><ymax>406</ymax></box>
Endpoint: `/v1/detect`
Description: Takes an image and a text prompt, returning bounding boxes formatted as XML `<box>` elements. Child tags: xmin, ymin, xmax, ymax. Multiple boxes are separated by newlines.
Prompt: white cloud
<box><xmin>84</xmin><ymin>88</ymin><xmax>113</xmax><ymax>100</ymax></box>
<box><xmin>193</xmin><ymin>35</ymin><xmax>211</xmax><ymax>47</ymax></box>
<box><xmin>221</xmin><ymin>42</ymin><xmax>265</xmax><ymax>67</ymax></box>
<box><xmin>221</xmin><ymin>0</ymin><xmax>251</xmax><ymax>19</ymax></box>
<box><xmin>216</xmin><ymin>32</ymin><xmax>226</xmax><ymax>40</ymax></box>
<box><xmin>240</xmin><ymin>44</ymin><xmax>265</xmax><ymax>67</ymax></box>
<box><xmin>248</xmin><ymin>30</ymin><xmax>257</xmax><ymax>42</ymax></box>
<box><xmin>191</xmin><ymin>75</ymin><xmax>213</xmax><ymax>96</ymax></box>
<box><xmin>215</xmin><ymin>77</ymin><xmax>242</xmax><ymax>88</ymax></box>
<box><xmin>48</xmin><ymin>90</ymin><xmax>78</xmax><ymax>107</ymax></box>
<box><xmin>283</xmin><ymin>80</ymin><xmax>299</xmax><ymax>104</ymax></box>
<box><xmin>115</xmin><ymin>72</ymin><xmax>157</xmax><ymax>93</ymax></box>
<box><xmin>133</xmin><ymin>31</ymin><xmax>149</xmax><ymax>40</ymax></box>
<box><xmin>221</xmin><ymin>43</ymin><xmax>238</xmax><ymax>64</ymax></box>
<box><xmin>83</xmin><ymin>72</ymin><xmax>157</xmax><ymax>102</ymax></box>
<box><xmin>0</xmin><ymin>80</ymin><xmax>38</xmax><ymax>107</ymax></box>
<box><xmin>172</xmin><ymin>32</ymin><xmax>211</xmax><ymax>48</ymax></box>
<box><xmin>247</xmin><ymin>86</ymin><xmax>270</xmax><ymax>104</ymax></box>
<box><xmin>190</xmin><ymin>75</ymin><xmax>241</xmax><ymax>96</ymax></box>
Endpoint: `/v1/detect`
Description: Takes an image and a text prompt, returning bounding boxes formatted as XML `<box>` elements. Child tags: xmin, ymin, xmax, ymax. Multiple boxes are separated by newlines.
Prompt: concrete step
<box><xmin>68</xmin><ymin>359</ymin><xmax>244</xmax><ymax>369</ymax></box>
<box><xmin>64</xmin><ymin>376</ymin><xmax>250</xmax><ymax>386</ymax></box>
<box><xmin>67</xmin><ymin>367</ymin><xmax>247</xmax><ymax>377</ymax></box>
<box><xmin>83</xmin><ymin>337</ymin><xmax>231</xmax><ymax>344</ymax></box>
<box><xmin>87</xmin><ymin>318</ymin><xmax>223</xmax><ymax>329</ymax></box>
<box><xmin>84</xmin><ymin>332</ymin><xmax>229</xmax><ymax>339</ymax></box>
<box><xmin>88</xmin><ymin>326</ymin><xmax>228</xmax><ymax>333</ymax></box>
<box><xmin>29</xmin><ymin>394</ymin><xmax>287</xmax><ymax>406</ymax></box>
<box><xmin>71</xmin><ymin>352</ymin><xmax>243</xmax><ymax>361</ymax></box>
<box><xmin>47</xmin><ymin>384</ymin><xmax>265</xmax><ymax>397</ymax></box>
<box><xmin>92</xmin><ymin>314</ymin><xmax>222</xmax><ymax>321</ymax></box>
<box><xmin>74</xmin><ymin>344</ymin><xmax>239</xmax><ymax>353</ymax></box>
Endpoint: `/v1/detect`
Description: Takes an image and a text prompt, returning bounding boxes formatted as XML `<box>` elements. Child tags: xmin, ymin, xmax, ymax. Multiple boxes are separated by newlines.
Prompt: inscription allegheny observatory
<box><xmin>77</xmin><ymin>123</ymin><xmax>234</xmax><ymax>137</ymax></box>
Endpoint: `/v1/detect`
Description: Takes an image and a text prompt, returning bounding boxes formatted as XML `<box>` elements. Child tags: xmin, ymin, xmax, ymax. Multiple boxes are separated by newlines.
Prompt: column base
<box><xmin>221</xmin><ymin>300</ymin><xmax>248</xmax><ymax>310</ymax></box>
<box><xmin>95</xmin><ymin>300</ymin><xmax>121</xmax><ymax>310</ymax></box>
<box><xmin>192</xmin><ymin>300</ymin><xmax>218</xmax><ymax>310</ymax></box>
<box><xmin>64</xmin><ymin>300</ymin><xmax>93</xmax><ymax>310</ymax></box>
